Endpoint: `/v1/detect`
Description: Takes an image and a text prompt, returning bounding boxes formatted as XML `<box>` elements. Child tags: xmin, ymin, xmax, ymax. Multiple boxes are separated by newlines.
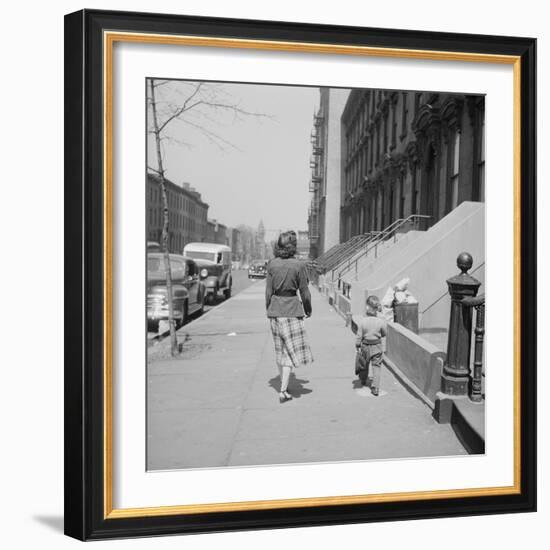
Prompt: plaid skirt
<box><xmin>269</xmin><ymin>317</ymin><xmax>314</xmax><ymax>368</ymax></box>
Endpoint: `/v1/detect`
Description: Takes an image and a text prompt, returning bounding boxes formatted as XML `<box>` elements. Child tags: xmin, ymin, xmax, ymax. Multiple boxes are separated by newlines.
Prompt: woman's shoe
<box><xmin>279</xmin><ymin>391</ymin><xmax>293</xmax><ymax>403</ymax></box>
<box><xmin>371</xmin><ymin>388</ymin><xmax>379</xmax><ymax>397</ymax></box>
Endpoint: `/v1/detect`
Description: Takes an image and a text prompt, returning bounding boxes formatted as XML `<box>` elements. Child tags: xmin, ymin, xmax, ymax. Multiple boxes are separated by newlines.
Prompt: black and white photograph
<box><xmin>145</xmin><ymin>79</ymin><xmax>486</xmax><ymax>471</ymax></box>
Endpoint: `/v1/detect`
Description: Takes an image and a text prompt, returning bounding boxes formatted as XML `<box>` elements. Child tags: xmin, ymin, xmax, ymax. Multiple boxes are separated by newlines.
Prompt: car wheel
<box><xmin>182</xmin><ymin>302</ymin><xmax>188</xmax><ymax>326</ymax></box>
<box><xmin>176</xmin><ymin>302</ymin><xmax>188</xmax><ymax>328</ymax></box>
<box><xmin>148</xmin><ymin>320</ymin><xmax>159</xmax><ymax>333</ymax></box>
<box><xmin>223</xmin><ymin>278</ymin><xmax>232</xmax><ymax>300</ymax></box>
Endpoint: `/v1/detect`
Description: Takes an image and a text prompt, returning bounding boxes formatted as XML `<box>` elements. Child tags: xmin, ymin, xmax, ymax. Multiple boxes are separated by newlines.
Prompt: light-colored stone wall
<box><xmin>323</xmin><ymin>88</ymin><xmax>349</xmax><ymax>252</ymax></box>
<box><xmin>385</xmin><ymin>321</ymin><xmax>446</xmax><ymax>407</ymax></box>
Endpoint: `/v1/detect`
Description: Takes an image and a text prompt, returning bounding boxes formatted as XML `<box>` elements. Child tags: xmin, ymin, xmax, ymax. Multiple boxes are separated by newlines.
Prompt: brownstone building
<box><xmin>206</xmin><ymin>219</ymin><xmax>228</xmax><ymax>245</ymax></box>
<box><xmin>147</xmin><ymin>173</ymin><xmax>209</xmax><ymax>253</ymax></box>
<box><xmin>340</xmin><ymin>89</ymin><xmax>485</xmax><ymax>241</ymax></box>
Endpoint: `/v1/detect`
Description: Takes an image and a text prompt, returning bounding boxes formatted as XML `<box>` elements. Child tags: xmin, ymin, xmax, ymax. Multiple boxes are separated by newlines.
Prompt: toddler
<box><xmin>355</xmin><ymin>295</ymin><xmax>387</xmax><ymax>396</ymax></box>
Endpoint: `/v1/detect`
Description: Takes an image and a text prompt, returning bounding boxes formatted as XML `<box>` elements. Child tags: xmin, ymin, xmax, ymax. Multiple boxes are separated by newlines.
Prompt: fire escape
<box><xmin>308</xmin><ymin>111</ymin><xmax>324</xmax><ymax>254</ymax></box>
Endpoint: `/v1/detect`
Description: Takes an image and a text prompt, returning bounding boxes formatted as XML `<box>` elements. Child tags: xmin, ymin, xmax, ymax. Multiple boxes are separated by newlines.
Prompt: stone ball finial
<box><xmin>457</xmin><ymin>252</ymin><xmax>473</xmax><ymax>274</ymax></box>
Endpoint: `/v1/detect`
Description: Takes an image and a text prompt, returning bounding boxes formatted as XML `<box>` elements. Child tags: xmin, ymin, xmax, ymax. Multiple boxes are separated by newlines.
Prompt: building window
<box><xmin>412</xmin><ymin>167</ymin><xmax>418</xmax><ymax>215</ymax></box>
<box><xmin>383</xmin><ymin>112</ymin><xmax>388</xmax><ymax>154</ymax></box>
<box><xmin>399</xmin><ymin>176</ymin><xmax>405</xmax><ymax>219</ymax></box>
<box><xmin>450</xmin><ymin>131</ymin><xmax>461</xmax><ymax>210</ymax></box>
<box><xmin>369</xmin><ymin>135</ymin><xmax>373</xmax><ymax>171</ymax></box>
<box><xmin>414</xmin><ymin>93</ymin><xmax>421</xmax><ymax>117</ymax></box>
<box><xmin>375</xmin><ymin>121</ymin><xmax>380</xmax><ymax>163</ymax></box>
<box><xmin>391</xmin><ymin>101</ymin><xmax>397</xmax><ymax>149</ymax></box>
<box><xmin>374</xmin><ymin>192</ymin><xmax>379</xmax><ymax>230</ymax></box>
<box><xmin>389</xmin><ymin>183</ymin><xmax>395</xmax><ymax>223</ymax></box>
<box><xmin>477</xmin><ymin>110</ymin><xmax>485</xmax><ymax>201</ymax></box>
<box><xmin>401</xmin><ymin>92</ymin><xmax>408</xmax><ymax>139</ymax></box>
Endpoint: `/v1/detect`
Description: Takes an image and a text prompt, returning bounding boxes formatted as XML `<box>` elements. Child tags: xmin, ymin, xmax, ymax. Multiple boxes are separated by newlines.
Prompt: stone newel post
<box><xmin>441</xmin><ymin>252</ymin><xmax>481</xmax><ymax>396</ymax></box>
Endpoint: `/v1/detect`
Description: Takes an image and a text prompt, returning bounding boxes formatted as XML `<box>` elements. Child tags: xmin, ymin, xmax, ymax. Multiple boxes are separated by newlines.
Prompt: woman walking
<box><xmin>266</xmin><ymin>230</ymin><xmax>313</xmax><ymax>403</ymax></box>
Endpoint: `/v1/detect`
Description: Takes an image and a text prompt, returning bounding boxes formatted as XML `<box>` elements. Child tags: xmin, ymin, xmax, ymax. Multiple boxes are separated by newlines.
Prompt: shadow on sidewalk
<box><xmin>268</xmin><ymin>374</ymin><xmax>313</xmax><ymax>398</ymax></box>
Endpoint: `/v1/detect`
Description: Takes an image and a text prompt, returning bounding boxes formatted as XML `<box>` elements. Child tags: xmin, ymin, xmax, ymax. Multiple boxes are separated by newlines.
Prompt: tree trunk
<box><xmin>149</xmin><ymin>79</ymin><xmax>178</xmax><ymax>356</ymax></box>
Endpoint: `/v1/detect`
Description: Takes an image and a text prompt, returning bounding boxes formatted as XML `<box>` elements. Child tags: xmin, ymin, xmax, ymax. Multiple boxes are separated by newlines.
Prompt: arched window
<box><xmin>449</xmin><ymin>131</ymin><xmax>461</xmax><ymax>210</ymax></box>
<box><xmin>476</xmin><ymin>107</ymin><xmax>485</xmax><ymax>201</ymax></box>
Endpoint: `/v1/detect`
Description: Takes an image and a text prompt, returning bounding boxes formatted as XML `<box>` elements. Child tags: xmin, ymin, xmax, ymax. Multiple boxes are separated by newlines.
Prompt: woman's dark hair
<box><xmin>274</xmin><ymin>230</ymin><xmax>297</xmax><ymax>259</ymax></box>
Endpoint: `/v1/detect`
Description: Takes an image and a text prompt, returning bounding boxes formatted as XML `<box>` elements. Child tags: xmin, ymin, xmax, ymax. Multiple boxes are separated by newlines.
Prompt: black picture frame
<box><xmin>64</xmin><ymin>8</ymin><xmax>536</xmax><ymax>541</ymax></box>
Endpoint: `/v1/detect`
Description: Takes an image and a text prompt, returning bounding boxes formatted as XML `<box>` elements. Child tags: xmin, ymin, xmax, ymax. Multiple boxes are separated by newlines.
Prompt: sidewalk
<box><xmin>147</xmin><ymin>282</ymin><xmax>467</xmax><ymax>470</ymax></box>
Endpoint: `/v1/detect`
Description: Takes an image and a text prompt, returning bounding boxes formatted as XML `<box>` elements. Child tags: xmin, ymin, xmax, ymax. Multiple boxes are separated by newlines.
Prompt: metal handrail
<box><xmin>461</xmin><ymin>293</ymin><xmax>485</xmax><ymax>402</ymax></box>
<box><xmin>461</xmin><ymin>294</ymin><xmax>485</xmax><ymax>307</ymax></box>
<box><xmin>314</xmin><ymin>241</ymin><xmax>357</xmax><ymax>273</ymax></box>
<box><xmin>314</xmin><ymin>243</ymin><xmax>341</xmax><ymax>267</ymax></box>
<box><xmin>319</xmin><ymin>234</ymin><xmax>365</xmax><ymax>271</ymax></box>
<box><xmin>324</xmin><ymin>240</ymin><xmax>362</xmax><ymax>272</ymax></box>
<box><xmin>337</xmin><ymin>214</ymin><xmax>431</xmax><ymax>280</ymax></box>
<box><xmin>337</xmin><ymin>218</ymin><xmax>406</xmax><ymax>278</ymax></box>
<box><xmin>317</xmin><ymin>239</ymin><xmax>357</xmax><ymax>269</ymax></box>
<box><xmin>331</xmin><ymin>232</ymin><xmax>380</xmax><ymax>278</ymax></box>
<box><xmin>327</xmin><ymin>233</ymin><xmax>376</xmax><ymax>274</ymax></box>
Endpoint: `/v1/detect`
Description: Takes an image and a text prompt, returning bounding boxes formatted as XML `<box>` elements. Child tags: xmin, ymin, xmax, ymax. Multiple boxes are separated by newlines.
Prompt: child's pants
<box><xmin>357</xmin><ymin>342</ymin><xmax>383</xmax><ymax>390</ymax></box>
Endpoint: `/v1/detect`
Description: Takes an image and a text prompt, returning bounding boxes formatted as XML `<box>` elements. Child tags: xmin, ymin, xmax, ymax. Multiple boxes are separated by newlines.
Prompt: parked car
<box><xmin>248</xmin><ymin>260</ymin><xmax>267</xmax><ymax>279</ymax></box>
<box><xmin>183</xmin><ymin>242</ymin><xmax>232</xmax><ymax>303</ymax></box>
<box><xmin>147</xmin><ymin>253</ymin><xmax>205</xmax><ymax>331</ymax></box>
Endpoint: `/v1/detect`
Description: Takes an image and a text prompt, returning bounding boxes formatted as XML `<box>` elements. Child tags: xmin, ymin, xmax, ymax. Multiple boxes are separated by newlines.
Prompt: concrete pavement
<box><xmin>147</xmin><ymin>281</ymin><xmax>467</xmax><ymax>470</ymax></box>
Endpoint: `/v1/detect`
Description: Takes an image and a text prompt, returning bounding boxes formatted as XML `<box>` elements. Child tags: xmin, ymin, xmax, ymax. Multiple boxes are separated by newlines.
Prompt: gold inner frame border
<box><xmin>102</xmin><ymin>30</ymin><xmax>522</xmax><ymax>520</ymax></box>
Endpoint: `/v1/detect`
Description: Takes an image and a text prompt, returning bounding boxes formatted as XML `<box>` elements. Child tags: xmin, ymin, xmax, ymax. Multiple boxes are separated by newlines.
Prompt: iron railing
<box><xmin>462</xmin><ymin>294</ymin><xmax>485</xmax><ymax>402</ymax></box>
<box><xmin>337</xmin><ymin>214</ymin><xmax>431</xmax><ymax>281</ymax></box>
<box><xmin>325</xmin><ymin>233</ymin><xmax>375</xmax><ymax>273</ymax></box>
<box><xmin>315</xmin><ymin>235</ymin><xmax>368</xmax><ymax>273</ymax></box>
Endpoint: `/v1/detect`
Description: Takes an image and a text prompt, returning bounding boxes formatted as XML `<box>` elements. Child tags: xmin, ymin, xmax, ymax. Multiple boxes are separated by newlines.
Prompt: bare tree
<box><xmin>147</xmin><ymin>79</ymin><xmax>271</xmax><ymax>356</ymax></box>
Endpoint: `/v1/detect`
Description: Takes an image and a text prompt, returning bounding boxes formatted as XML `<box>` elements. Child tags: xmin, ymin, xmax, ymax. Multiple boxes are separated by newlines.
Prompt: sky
<box><xmin>147</xmin><ymin>80</ymin><xmax>319</xmax><ymax>241</ymax></box>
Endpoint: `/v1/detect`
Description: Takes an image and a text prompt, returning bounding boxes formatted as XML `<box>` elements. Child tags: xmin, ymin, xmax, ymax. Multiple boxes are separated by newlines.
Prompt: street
<box><xmin>146</xmin><ymin>282</ymin><xmax>467</xmax><ymax>470</ymax></box>
<box><xmin>147</xmin><ymin>268</ymin><xmax>256</xmax><ymax>343</ymax></box>
<box><xmin>204</xmin><ymin>267</ymin><xmax>256</xmax><ymax>310</ymax></box>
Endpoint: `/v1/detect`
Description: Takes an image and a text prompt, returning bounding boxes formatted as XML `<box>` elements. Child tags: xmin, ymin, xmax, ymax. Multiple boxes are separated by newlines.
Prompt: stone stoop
<box><xmin>433</xmin><ymin>394</ymin><xmax>486</xmax><ymax>454</ymax></box>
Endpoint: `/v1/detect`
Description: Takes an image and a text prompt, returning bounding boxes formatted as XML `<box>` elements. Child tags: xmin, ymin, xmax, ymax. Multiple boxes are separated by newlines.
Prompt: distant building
<box><xmin>230</xmin><ymin>228</ymin><xmax>243</xmax><ymax>263</ymax></box>
<box><xmin>206</xmin><ymin>219</ymin><xmax>228</xmax><ymax>245</ymax></box>
<box><xmin>146</xmin><ymin>173</ymin><xmax>209</xmax><ymax>253</ymax></box>
<box><xmin>308</xmin><ymin>88</ymin><xmax>350</xmax><ymax>259</ymax></box>
<box><xmin>235</xmin><ymin>224</ymin><xmax>263</xmax><ymax>265</ymax></box>
<box><xmin>256</xmin><ymin>220</ymin><xmax>267</xmax><ymax>260</ymax></box>
<box><xmin>340</xmin><ymin>89</ymin><xmax>485</xmax><ymax>240</ymax></box>
<box><xmin>296</xmin><ymin>230</ymin><xmax>310</xmax><ymax>259</ymax></box>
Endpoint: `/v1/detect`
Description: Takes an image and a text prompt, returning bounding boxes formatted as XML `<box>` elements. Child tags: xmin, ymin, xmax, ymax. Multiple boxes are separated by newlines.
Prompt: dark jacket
<box><xmin>265</xmin><ymin>257</ymin><xmax>312</xmax><ymax>318</ymax></box>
